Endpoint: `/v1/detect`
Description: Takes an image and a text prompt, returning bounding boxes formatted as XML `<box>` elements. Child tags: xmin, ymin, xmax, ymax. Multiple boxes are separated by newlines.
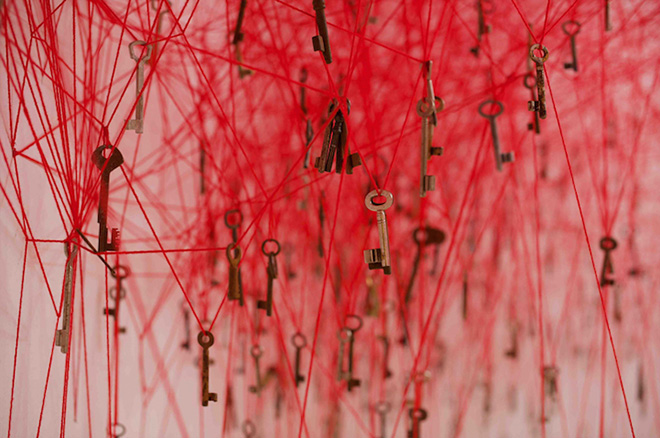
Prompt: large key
<box><xmin>126</xmin><ymin>41</ymin><xmax>153</xmax><ymax>134</ymax></box>
<box><xmin>257</xmin><ymin>239</ymin><xmax>280</xmax><ymax>316</ymax></box>
<box><xmin>528</xmin><ymin>44</ymin><xmax>549</xmax><ymax>120</ymax></box>
<box><xmin>417</xmin><ymin>61</ymin><xmax>445</xmax><ymax>198</ymax></box>
<box><xmin>478</xmin><ymin>100</ymin><xmax>514</xmax><ymax>172</ymax></box>
<box><xmin>92</xmin><ymin>144</ymin><xmax>124</xmax><ymax>252</ymax></box>
<box><xmin>363</xmin><ymin>190</ymin><xmax>394</xmax><ymax>275</ymax></box>
<box><xmin>198</xmin><ymin>331</ymin><xmax>218</xmax><ymax>406</ymax></box>
<box><xmin>55</xmin><ymin>244</ymin><xmax>78</xmax><ymax>354</ymax></box>
<box><xmin>562</xmin><ymin>21</ymin><xmax>581</xmax><ymax>72</ymax></box>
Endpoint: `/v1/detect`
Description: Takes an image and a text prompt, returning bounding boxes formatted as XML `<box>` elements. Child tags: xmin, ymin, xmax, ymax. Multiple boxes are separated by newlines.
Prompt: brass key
<box><xmin>478</xmin><ymin>99</ymin><xmax>514</xmax><ymax>171</ymax></box>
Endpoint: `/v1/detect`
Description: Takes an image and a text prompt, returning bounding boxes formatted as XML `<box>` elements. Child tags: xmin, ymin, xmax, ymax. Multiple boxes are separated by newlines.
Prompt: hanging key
<box><xmin>257</xmin><ymin>239</ymin><xmax>280</xmax><ymax>317</ymax></box>
<box><xmin>407</xmin><ymin>407</ymin><xmax>428</xmax><ymax>438</ymax></box>
<box><xmin>406</xmin><ymin>226</ymin><xmax>446</xmax><ymax>303</ymax></box>
<box><xmin>337</xmin><ymin>315</ymin><xmax>362</xmax><ymax>391</ymax></box>
<box><xmin>375</xmin><ymin>401</ymin><xmax>391</xmax><ymax>438</ymax></box>
<box><xmin>377</xmin><ymin>335</ymin><xmax>393</xmax><ymax>379</ymax></box>
<box><xmin>311</xmin><ymin>0</ymin><xmax>332</xmax><ymax>64</ymax></box>
<box><xmin>126</xmin><ymin>41</ymin><xmax>153</xmax><ymax>134</ymax></box>
<box><xmin>198</xmin><ymin>330</ymin><xmax>218</xmax><ymax>406</ymax></box>
<box><xmin>523</xmin><ymin>73</ymin><xmax>541</xmax><ymax>134</ymax></box>
<box><xmin>600</xmin><ymin>236</ymin><xmax>617</xmax><ymax>287</ymax></box>
<box><xmin>181</xmin><ymin>302</ymin><xmax>191</xmax><ymax>350</ymax></box>
<box><xmin>363</xmin><ymin>189</ymin><xmax>394</xmax><ymax>275</ymax></box>
<box><xmin>469</xmin><ymin>0</ymin><xmax>493</xmax><ymax>56</ymax></box>
<box><xmin>562</xmin><ymin>21</ymin><xmax>581</xmax><ymax>72</ymax></box>
<box><xmin>248</xmin><ymin>345</ymin><xmax>264</xmax><ymax>395</ymax></box>
<box><xmin>528</xmin><ymin>44</ymin><xmax>549</xmax><ymax>119</ymax></box>
<box><xmin>55</xmin><ymin>244</ymin><xmax>78</xmax><ymax>354</ymax></box>
<box><xmin>226</xmin><ymin>243</ymin><xmax>244</xmax><ymax>305</ymax></box>
<box><xmin>417</xmin><ymin>61</ymin><xmax>445</xmax><ymax>197</ymax></box>
<box><xmin>104</xmin><ymin>265</ymin><xmax>129</xmax><ymax>334</ymax></box>
<box><xmin>478</xmin><ymin>99</ymin><xmax>514</xmax><ymax>171</ymax></box>
<box><xmin>92</xmin><ymin>144</ymin><xmax>124</xmax><ymax>252</ymax></box>
<box><xmin>291</xmin><ymin>332</ymin><xmax>307</xmax><ymax>387</ymax></box>
<box><xmin>314</xmin><ymin>100</ymin><xmax>361</xmax><ymax>174</ymax></box>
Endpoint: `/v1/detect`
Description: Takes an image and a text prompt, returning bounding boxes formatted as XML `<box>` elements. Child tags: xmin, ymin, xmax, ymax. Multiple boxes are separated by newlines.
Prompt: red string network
<box><xmin>1</xmin><ymin>0</ymin><xmax>659</xmax><ymax>437</ymax></box>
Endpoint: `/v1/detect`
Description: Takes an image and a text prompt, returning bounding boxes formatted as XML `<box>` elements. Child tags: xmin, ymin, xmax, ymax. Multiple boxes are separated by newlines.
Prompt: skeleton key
<box><xmin>181</xmin><ymin>303</ymin><xmax>191</xmax><ymax>350</ymax></box>
<box><xmin>92</xmin><ymin>144</ymin><xmax>124</xmax><ymax>252</ymax></box>
<box><xmin>291</xmin><ymin>332</ymin><xmax>307</xmax><ymax>387</ymax></box>
<box><xmin>407</xmin><ymin>408</ymin><xmax>428</xmax><ymax>438</ymax></box>
<box><xmin>599</xmin><ymin>236</ymin><xmax>617</xmax><ymax>287</ymax></box>
<box><xmin>198</xmin><ymin>331</ymin><xmax>218</xmax><ymax>406</ymax></box>
<box><xmin>55</xmin><ymin>244</ymin><xmax>78</xmax><ymax>354</ymax></box>
<box><xmin>248</xmin><ymin>345</ymin><xmax>264</xmax><ymax>395</ymax></box>
<box><xmin>478</xmin><ymin>100</ymin><xmax>514</xmax><ymax>171</ymax></box>
<box><xmin>377</xmin><ymin>335</ymin><xmax>393</xmax><ymax>379</ymax></box>
<box><xmin>523</xmin><ymin>73</ymin><xmax>541</xmax><ymax>134</ymax></box>
<box><xmin>311</xmin><ymin>0</ymin><xmax>332</xmax><ymax>64</ymax></box>
<box><xmin>126</xmin><ymin>41</ymin><xmax>153</xmax><ymax>134</ymax></box>
<box><xmin>406</xmin><ymin>226</ymin><xmax>446</xmax><ymax>303</ymax></box>
<box><xmin>226</xmin><ymin>243</ymin><xmax>244</xmax><ymax>305</ymax></box>
<box><xmin>257</xmin><ymin>239</ymin><xmax>280</xmax><ymax>317</ymax></box>
<box><xmin>469</xmin><ymin>0</ymin><xmax>493</xmax><ymax>56</ymax></box>
<box><xmin>562</xmin><ymin>21</ymin><xmax>581</xmax><ymax>72</ymax></box>
<box><xmin>375</xmin><ymin>401</ymin><xmax>391</xmax><ymax>438</ymax></box>
<box><xmin>337</xmin><ymin>315</ymin><xmax>362</xmax><ymax>391</ymax></box>
<box><xmin>232</xmin><ymin>0</ymin><xmax>248</xmax><ymax>45</ymax></box>
<box><xmin>528</xmin><ymin>44</ymin><xmax>549</xmax><ymax>120</ymax></box>
<box><xmin>417</xmin><ymin>61</ymin><xmax>445</xmax><ymax>197</ymax></box>
<box><xmin>363</xmin><ymin>190</ymin><xmax>394</xmax><ymax>275</ymax></box>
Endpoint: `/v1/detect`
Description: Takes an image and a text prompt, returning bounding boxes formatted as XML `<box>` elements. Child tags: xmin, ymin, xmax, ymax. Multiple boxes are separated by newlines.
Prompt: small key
<box><xmin>637</xmin><ymin>364</ymin><xmax>644</xmax><ymax>402</ymax></box>
<box><xmin>198</xmin><ymin>331</ymin><xmax>218</xmax><ymax>406</ymax></box>
<box><xmin>224</xmin><ymin>209</ymin><xmax>243</xmax><ymax>244</ymax></box>
<box><xmin>528</xmin><ymin>44</ymin><xmax>549</xmax><ymax>120</ymax></box>
<box><xmin>407</xmin><ymin>408</ymin><xmax>428</xmax><ymax>438</ymax></box>
<box><xmin>375</xmin><ymin>401</ymin><xmax>391</xmax><ymax>438</ymax></box>
<box><xmin>363</xmin><ymin>190</ymin><xmax>394</xmax><ymax>275</ymax></box>
<box><xmin>226</xmin><ymin>243</ymin><xmax>244</xmax><ymax>305</ymax></box>
<box><xmin>291</xmin><ymin>332</ymin><xmax>307</xmax><ymax>387</ymax></box>
<box><xmin>523</xmin><ymin>73</ymin><xmax>541</xmax><ymax>134</ymax></box>
<box><xmin>406</xmin><ymin>226</ymin><xmax>446</xmax><ymax>303</ymax></box>
<box><xmin>181</xmin><ymin>303</ymin><xmax>191</xmax><ymax>350</ymax></box>
<box><xmin>92</xmin><ymin>144</ymin><xmax>124</xmax><ymax>252</ymax></box>
<box><xmin>311</xmin><ymin>0</ymin><xmax>332</xmax><ymax>64</ymax></box>
<box><xmin>562</xmin><ymin>21</ymin><xmax>581</xmax><ymax>72</ymax></box>
<box><xmin>248</xmin><ymin>345</ymin><xmax>264</xmax><ymax>395</ymax></box>
<box><xmin>55</xmin><ymin>245</ymin><xmax>78</xmax><ymax>354</ymax></box>
<box><xmin>337</xmin><ymin>315</ymin><xmax>362</xmax><ymax>391</ymax></box>
<box><xmin>417</xmin><ymin>61</ymin><xmax>445</xmax><ymax>198</ymax></box>
<box><xmin>478</xmin><ymin>99</ymin><xmax>514</xmax><ymax>171</ymax></box>
<box><xmin>599</xmin><ymin>236</ymin><xmax>617</xmax><ymax>287</ymax></box>
<box><xmin>377</xmin><ymin>335</ymin><xmax>393</xmax><ymax>379</ymax></box>
<box><xmin>257</xmin><ymin>239</ymin><xmax>280</xmax><ymax>317</ymax></box>
<box><xmin>469</xmin><ymin>0</ymin><xmax>493</xmax><ymax>56</ymax></box>
<box><xmin>126</xmin><ymin>41</ymin><xmax>153</xmax><ymax>134</ymax></box>
<box><xmin>504</xmin><ymin>321</ymin><xmax>518</xmax><ymax>358</ymax></box>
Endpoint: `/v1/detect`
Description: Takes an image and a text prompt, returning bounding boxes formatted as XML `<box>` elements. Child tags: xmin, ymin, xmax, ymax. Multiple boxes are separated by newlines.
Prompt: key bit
<box><xmin>126</xmin><ymin>41</ymin><xmax>153</xmax><ymax>134</ymax></box>
<box><xmin>257</xmin><ymin>239</ymin><xmax>280</xmax><ymax>317</ymax></box>
<box><xmin>92</xmin><ymin>145</ymin><xmax>124</xmax><ymax>252</ymax></box>
<box><xmin>198</xmin><ymin>331</ymin><xmax>218</xmax><ymax>406</ymax></box>
<box><xmin>528</xmin><ymin>44</ymin><xmax>549</xmax><ymax>119</ymax></box>
<box><xmin>363</xmin><ymin>190</ymin><xmax>394</xmax><ymax>275</ymax></box>
<box><xmin>478</xmin><ymin>99</ymin><xmax>514</xmax><ymax>171</ymax></box>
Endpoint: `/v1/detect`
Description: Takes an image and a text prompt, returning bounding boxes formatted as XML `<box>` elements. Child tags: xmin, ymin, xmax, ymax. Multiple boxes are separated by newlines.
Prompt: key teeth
<box><xmin>501</xmin><ymin>152</ymin><xmax>514</xmax><ymax>163</ymax></box>
<box><xmin>430</xmin><ymin>147</ymin><xmax>443</xmax><ymax>156</ymax></box>
<box><xmin>312</xmin><ymin>35</ymin><xmax>325</xmax><ymax>52</ymax></box>
<box><xmin>364</xmin><ymin>248</ymin><xmax>382</xmax><ymax>264</ymax></box>
<box><xmin>209</xmin><ymin>393</ymin><xmax>218</xmax><ymax>402</ymax></box>
<box><xmin>423</xmin><ymin>175</ymin><xmax>436</xmax><ymax>192</ymax></box>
